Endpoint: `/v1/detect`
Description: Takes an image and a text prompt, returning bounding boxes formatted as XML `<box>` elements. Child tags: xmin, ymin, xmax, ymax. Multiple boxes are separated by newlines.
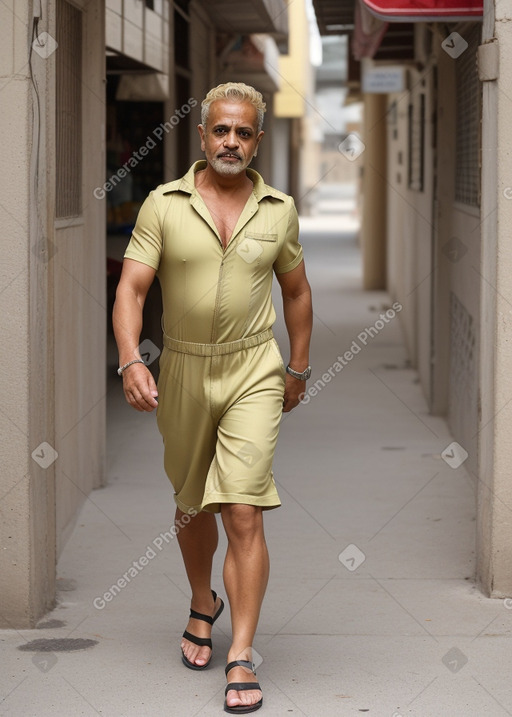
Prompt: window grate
<box><xmin>455</xmin><ymin>25</ymin><xmax>481</xmax><ymax>207</ymax></box>
<box><xmin>56</xmin><ymin>0</ymin><xmax>82</xmax><ymax>218</ymax></box>
<box><xmin>408</xmin><ymin>93</ymin><xmax>425</xmax><ymax>192</ymax></box>
<box><xmin>449</xmin><ymin>291</ymin><xmax>476</xmax><ymax>405</ymax></box>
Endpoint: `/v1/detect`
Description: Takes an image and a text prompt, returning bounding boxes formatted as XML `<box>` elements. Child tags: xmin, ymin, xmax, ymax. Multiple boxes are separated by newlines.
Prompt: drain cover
<box><xmin>36</xmin><ymin>619</ymin><xmax>66</xmax><ymax>629</ymax></box>
<box><xmin>18</xmin><ymin>638</ymin><xmax>98</xmax><ymax>652</ymax></box>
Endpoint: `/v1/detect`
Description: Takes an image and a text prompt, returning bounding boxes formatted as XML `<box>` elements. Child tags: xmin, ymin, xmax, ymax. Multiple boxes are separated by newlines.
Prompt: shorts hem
<box><xmin>173</xmin><ymin>495</ymin><xmax>204</xmax><ymax>515</ymax></box>
<box><xmin>203</xmin><ymin>492</ymin><xmax>282</xmax><ymax>513</ymax></box>
<box><xmin>175</xmin><ymin>492</ymin><xmax>281</xmax><ymax>515</ymax></box>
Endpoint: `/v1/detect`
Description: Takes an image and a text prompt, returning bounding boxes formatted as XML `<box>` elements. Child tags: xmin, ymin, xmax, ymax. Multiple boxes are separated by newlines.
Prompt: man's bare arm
<box><xmin>112</xmin><ymin>258</ymin><xmax>159</xmax><ymax>412</ymax></box>
<box><xmin>275</xmin><ymin>260</ymin><xmax>313</xmax><ymax>413</ymax></box>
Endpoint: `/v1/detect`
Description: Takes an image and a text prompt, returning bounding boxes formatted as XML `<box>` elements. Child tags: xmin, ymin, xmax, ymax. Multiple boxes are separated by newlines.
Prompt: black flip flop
<box><xmin>224</xmin><ymin>659</ymin><xmax>263</xmax><ymax>714</ymax></box>
<box><xmin>181</xmin><ymin>589</ymin><xmax>224</xmax><ymax>670</ymax></box>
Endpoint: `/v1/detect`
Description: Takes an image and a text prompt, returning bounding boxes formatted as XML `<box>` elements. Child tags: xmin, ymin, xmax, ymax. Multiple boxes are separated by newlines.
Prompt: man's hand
<box><xmin>282</xmin><ymin>373</ymin><xmax>306</xmax><ymax>413</ymax></box>
<box><xmin>122</xmin><ymin>362</ymin><xmax>159</xmax><ymax>412</ymax></box>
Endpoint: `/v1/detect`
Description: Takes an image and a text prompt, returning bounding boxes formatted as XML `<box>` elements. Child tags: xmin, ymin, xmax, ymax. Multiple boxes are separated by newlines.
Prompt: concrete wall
<box><xmin>386</xmin><ymin>64</ymin><xmax>436</xmax><ymax>384</ymax></box>
<box><xmin>0</xmin><ymin>0</ymin><xmax>105</xmax><ymax>628</ymax></box>
<box><xmin>434</xmin><ymin>26</ymin><xmax>481</xmax><ymax>478</ymax></box>
<box><xmin>54</xmin><ymin>0</ymin><xmax>106</xmax><ymax>553</ymax></box>
<box><xmin>0</xmin><ymin>1</ymin><xmax>55</xmax><ymax>629</ymax></box>
<box><xmin>384</xmin><ymin>26</ymin><xmax>481</xmax><ymax>479</ymax></box>
<box><xmin>477</xmin><ymin>0</ymin><xmax>512</xmax><ymax>597</ymax></box>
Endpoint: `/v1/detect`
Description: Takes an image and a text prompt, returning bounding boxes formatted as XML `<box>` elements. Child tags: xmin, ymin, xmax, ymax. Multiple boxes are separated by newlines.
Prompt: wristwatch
<box><xmin>286</xmin><ymin>364</ymin><xmax>312</xmax><ymax>381</ymax></box>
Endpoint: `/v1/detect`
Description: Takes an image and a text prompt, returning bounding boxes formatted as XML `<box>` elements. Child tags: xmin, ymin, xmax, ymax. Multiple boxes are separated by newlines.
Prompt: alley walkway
<box><xmin>2</xmin><ymin>217</ymin><xmax>512</xmax><ymax>717</ymax></box>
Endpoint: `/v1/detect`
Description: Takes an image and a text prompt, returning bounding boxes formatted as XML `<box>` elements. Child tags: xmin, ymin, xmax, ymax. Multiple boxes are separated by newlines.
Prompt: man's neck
<box><xmin>195</xmin><ymin>163</ymin><xmax>252</xmax><ymax>195</ymax></box>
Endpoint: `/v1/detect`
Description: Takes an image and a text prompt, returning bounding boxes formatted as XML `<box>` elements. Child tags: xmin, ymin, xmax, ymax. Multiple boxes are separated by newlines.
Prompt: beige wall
<box><xmin>0</xmin><ymin>0</ymin><xmax>105</xmax><ymax>628</ymax></box>
<box><xmin>435</xmin><ymin>29</ymin><xmax>481</xmax><ymax>478</ymax></box>
<box><xmin>0</xmin><ymin>1</ymin><xmax>55</xmax><ymax>629</ymax></box>
<box><xmin>385</xmin><ymin>30</ymin><xmax>481</xmax><ymax>480</ymax></box>
<box><xmin>54</xmin><ymin>0</ymin><xmax>106</xmax><ymax>555</ymax></box>
<box><xmin>477</xmin><ymin>0</ymin><xmax>512</xmax><ymax>597</ymax></box>
<box><xmin>386</xmin><ymin>65</ymin><xmax>436</xmax><ymax>401</ymax></box>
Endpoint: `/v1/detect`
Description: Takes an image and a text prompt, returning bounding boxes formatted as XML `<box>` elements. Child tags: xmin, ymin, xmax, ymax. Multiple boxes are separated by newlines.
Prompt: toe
<box><xmin>226</xmin><ymin>688</ymin><xmax>261</xmax><ymax>708</ymax></box>
<box><xmin>181</xmin><ymin>639</ymin><xmax>211</xmax><ymax>666</ymax></box>
<box><xmin>226</xmin><ymin>689</ymin><xmax>242</xmax><ymax>707</ymax></box>
<box><xmin>194</xmin><ymin>645</ymin><xmax>211</xmax><ymax>665</ymax></box>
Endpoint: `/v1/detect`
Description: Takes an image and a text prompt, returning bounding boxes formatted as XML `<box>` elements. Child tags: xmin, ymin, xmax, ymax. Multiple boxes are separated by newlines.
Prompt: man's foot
<box><xmin>224</xmin><ymin>660</ymin><xmax>263</xmax><ymax>714</ymax></box>
<box><xmin>181</xmin><ymin>590</ymin><xmax>224</xmax><ymax>670</ymax></box>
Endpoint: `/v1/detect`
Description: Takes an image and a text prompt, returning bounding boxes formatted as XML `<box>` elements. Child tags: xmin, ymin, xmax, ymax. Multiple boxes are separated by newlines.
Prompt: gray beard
<box><xmin>209</xmin><ymin>156</ymin><xmax>250</xmax><ymax>176</ymax></box>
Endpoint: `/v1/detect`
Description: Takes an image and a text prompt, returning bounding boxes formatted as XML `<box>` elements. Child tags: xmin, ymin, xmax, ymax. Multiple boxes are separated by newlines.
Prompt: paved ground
<box><xmin>2</xmin><ymin>217</ymin><xmax>512</xmax><ymax>716</ymax></box>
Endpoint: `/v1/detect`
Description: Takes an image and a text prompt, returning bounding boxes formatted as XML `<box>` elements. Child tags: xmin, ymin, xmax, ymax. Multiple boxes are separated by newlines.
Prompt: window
<box><xmin>408</xmin><ymin>93</ymin><xmax>425</xmax><ymax>192</ymax></box>
<box><xmin>55</xmin><ymin>0</ymin><xmax>82</xmax><ymax>218</ymax></box>
<box><xmin>454</xmin><ymin>24</ymin><xmax>481</xmax><ymax>207</ymax></box>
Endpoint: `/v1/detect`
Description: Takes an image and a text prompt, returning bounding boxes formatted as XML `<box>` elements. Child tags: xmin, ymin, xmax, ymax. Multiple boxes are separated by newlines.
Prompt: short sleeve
<box><xmin>124</xmin><ymin>192</ymin><xmax>162</xmax><ymax>271</ymax></box>
<box><xmin>273</xmin><ymin>198</ymin><xmax>303</xmax><ymax>274</ymax></box>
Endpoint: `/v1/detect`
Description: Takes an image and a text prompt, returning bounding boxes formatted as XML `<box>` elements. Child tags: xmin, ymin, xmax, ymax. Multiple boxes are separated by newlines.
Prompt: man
<box><xmin>113</xmin><ymin>82</ymin><xmax>312</xmax><ymax>714</ymax></box>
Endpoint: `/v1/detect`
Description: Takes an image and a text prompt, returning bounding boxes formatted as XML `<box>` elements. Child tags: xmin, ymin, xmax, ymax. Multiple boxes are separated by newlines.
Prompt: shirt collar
<box><xmin>162</xmin><ymin>160</ymin><xmax>285</xmax><ymax>203</ymax></box>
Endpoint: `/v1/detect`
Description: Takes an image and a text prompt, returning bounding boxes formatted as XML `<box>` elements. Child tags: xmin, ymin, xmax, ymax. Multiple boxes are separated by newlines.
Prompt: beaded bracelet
<box><xmin>117</xmin><ymin>358</ymin><xmax>145</xmax><ymax>376</ymax></box>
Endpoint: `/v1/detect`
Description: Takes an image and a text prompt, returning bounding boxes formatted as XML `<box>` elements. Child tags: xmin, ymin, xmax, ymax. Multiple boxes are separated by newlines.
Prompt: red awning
<box><xmin>362</xmin><ymin>0</ymin><xmax>483</xmax><ymax>22</ymax></box>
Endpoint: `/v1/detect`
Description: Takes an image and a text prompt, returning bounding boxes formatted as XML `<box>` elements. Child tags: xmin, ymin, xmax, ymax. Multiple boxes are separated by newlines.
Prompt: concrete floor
<box><xmin>2</xmin><ymin>217</ymin><xmax>512</xmax><ymax>716</ymax></box>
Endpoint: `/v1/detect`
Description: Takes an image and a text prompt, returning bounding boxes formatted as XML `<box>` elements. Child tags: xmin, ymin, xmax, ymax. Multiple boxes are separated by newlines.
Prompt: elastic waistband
<box><xmin>163</xmin><ymin>328</ymin><xmax>274</xmax><ymax>356</ymax></box>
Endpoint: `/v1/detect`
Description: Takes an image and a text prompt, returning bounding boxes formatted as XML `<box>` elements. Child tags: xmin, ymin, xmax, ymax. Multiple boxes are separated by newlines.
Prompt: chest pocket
<box><xmin>244</xmin><ymin>231</ymin><xmax>278</xmax><ymax>243</ymax></box>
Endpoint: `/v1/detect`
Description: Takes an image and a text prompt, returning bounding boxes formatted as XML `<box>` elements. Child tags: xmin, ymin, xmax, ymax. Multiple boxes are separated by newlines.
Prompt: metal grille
<box><xmin>449</xmin><ymin>291</ymin><xmax>476</xmax><ymax>405</ymax></box>
<box><xmin>56</xmin><ymin>0</ymin><xmax>82</xmax><ymax>218</ymax></box>
<box><xmin>455</xmin><ymin>25</ymin><xmax>481</xmax><ymax>207</ymax></box>
<box><xmin>408</xmin><ymin>93</ymin><xmax>425</xmax><ymax>192</ymax></box>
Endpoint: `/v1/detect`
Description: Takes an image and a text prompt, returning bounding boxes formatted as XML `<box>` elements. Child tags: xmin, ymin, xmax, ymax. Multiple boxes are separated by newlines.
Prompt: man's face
<box><xmin>199</xmin><ymin>100</ymin><xmax>264</xmax><ymax>177</ymax></box>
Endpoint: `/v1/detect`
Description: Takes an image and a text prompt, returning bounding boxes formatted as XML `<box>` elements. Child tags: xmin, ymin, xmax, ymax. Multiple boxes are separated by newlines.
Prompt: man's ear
<box><xmin>198</xmin><ymin>124</ymin><xmax>206</xmax><ymax>152</ymax></box>
<box><xmin>254</xmin><ymin>130</ymin><xmax>264</xmax><ymax>157</ymax></box>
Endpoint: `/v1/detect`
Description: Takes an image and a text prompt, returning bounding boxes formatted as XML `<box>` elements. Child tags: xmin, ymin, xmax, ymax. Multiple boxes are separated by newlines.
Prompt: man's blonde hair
<box><xmin>201</xmin><ymin>82</ymin><xmax>266</xmax><ymax>132</ymax></box>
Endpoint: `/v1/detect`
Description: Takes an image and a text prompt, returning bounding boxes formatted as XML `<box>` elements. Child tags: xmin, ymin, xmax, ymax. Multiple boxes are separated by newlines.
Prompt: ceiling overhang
<box><xmin>204</xmin><ymin>0</ymin><xmax>288</xmax><ymax>46</ymax></box>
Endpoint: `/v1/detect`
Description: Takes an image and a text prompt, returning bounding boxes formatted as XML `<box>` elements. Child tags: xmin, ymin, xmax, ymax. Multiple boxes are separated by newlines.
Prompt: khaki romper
<box><xmin>124</xmin><ymin>161</ymin><xmax>304</xmax><ymax>514</ymax></box>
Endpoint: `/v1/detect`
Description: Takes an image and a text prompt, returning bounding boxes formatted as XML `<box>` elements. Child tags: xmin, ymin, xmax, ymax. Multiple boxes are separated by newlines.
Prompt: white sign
<box><xmin>362</xmin><ymin>66</ymin><xmax>405</xmax><ymax>94</ymax></box>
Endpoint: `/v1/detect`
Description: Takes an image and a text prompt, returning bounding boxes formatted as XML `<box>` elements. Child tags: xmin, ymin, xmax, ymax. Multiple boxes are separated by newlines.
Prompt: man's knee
<box><xmin>222</xmin><ymin>503</ymin><xmax>262</xmax><ymax>539</ymax></box>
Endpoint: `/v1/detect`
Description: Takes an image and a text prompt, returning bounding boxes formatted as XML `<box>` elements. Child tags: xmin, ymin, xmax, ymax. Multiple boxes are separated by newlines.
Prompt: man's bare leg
<box><xmin>221</xmin><ymin>504</ymin><xmax>269</xmax><ymax>709</ymax></box>
<box><xmin>176</xmin><ymin>507</ymin><xmax>221</xmax><ymax>668</ymax></box>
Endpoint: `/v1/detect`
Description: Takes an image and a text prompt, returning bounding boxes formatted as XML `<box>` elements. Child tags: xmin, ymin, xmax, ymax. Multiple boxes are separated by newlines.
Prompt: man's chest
<box><xmin>199</xmin><ymin>193</ymin><xmax>252</xmax><ymax>248</ymax></box>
